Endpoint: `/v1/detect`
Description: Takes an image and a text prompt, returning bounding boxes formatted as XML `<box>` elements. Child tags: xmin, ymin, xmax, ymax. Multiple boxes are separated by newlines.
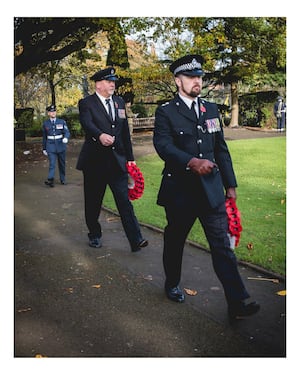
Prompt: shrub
<box><xmin>26</xmin><ymin>123</ymin><xmax>43</xmax><ymax>137</ymax></box>
<box><xmin>239</xmin><ymin>91</ymin><xmax>280</xmax><ymax>128</ymax></box>
<box><xmin>14</xmin><ymin>108</ymin><xmax>34</xmax><ymax>128</ymax></box>
<box><xmin>131</xmin><ymin>103</ymin><xmax>148</xmax><ymax>118</ymax></box>
<box><xmin>61</xmin><ymin>112</ymin><xmax>84</xmax><ymax>138</ymax></box>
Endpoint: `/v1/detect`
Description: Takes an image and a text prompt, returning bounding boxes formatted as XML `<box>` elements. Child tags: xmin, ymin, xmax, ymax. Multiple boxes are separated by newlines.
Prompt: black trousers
<box><xmin>163</xmin><ymin>201</ymin><xmax>250</xmax><ymax>303</ymax></box>
<box><xmin>82</xmin><ymin>160</ymin><xmax>143</xmax><ymax>248</ymax></box>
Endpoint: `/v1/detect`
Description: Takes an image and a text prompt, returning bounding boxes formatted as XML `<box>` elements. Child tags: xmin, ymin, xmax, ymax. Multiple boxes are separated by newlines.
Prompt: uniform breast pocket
<box><xmin>174</xmin><ymin>128</ymin><xmax>194</xmax><ymax>150</ymax></box>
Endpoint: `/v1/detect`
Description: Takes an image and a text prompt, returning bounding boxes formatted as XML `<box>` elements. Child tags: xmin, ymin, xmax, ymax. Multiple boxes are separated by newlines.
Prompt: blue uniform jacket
<box><xmin>42</xmin><ymin>118</ymin><xmax>70</xmax><ymax>153</ymax></box>
<box><xmin>153</xmin><ymin>94</ymin><xmax>237</xmax><ymax>209</ymax></box>
<box><xmin>76</xmin><ymin>93</ymin><xmax>134</xmax><ymax>172</ymax></box>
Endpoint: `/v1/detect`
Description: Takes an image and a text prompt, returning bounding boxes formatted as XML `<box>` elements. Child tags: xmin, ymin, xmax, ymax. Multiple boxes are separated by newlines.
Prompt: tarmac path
<box><xmin>14</xmin><ymin>128</ymin><xmax>286</xmax><ymax>359</ymax></box>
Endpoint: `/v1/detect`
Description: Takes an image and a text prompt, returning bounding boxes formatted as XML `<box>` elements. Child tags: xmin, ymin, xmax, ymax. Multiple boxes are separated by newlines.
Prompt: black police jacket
<box><xmin>76</xmin><ymin>93</ymin><xmax>134</xmax><ymax>172</ymax></box>
<box><xmin>153</xmin><ymin>94</ymin><xmax>237</xmax><ymax>209</ymax></box>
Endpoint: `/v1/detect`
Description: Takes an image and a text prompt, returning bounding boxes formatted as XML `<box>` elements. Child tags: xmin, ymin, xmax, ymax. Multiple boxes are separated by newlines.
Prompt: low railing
<box><xmin>132</xmin><ymin>117</ymin><xmax>155</xmax><ymax>130</ymax></box>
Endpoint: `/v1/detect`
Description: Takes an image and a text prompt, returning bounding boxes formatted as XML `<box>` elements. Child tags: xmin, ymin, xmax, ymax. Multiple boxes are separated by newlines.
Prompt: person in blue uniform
<box><xmin>273</xmin><ymin>96</ymin><xmax>286</xmax><ymax>132</ymax></box>
<box><xmin>76</xmin><ymin>67</ymin><xmax>148</xmax><ymax>251</ymax></box>
<box><xmin>42</xmin><ymin>105</ymin><xmax>70</xmax><ymax>187</ymax></box>
<box><xmin>153</xmin><ymin>55</ymin><xmax>260</xmax><ymax>319</ymax></box>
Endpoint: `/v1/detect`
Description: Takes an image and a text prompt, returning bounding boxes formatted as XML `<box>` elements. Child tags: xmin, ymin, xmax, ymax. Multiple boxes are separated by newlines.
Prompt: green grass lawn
<box><xmin>104</xmin><ymin>137</ymin><xmax>286</xmax><ymax>275</ymax></box>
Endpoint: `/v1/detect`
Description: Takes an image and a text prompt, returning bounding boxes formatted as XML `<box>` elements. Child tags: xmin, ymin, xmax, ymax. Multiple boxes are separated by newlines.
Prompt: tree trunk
<box><xmin>49</xmin><ymin>79</ymin><xmax>56</xmax><ymax>106</ymax></box>
<box><xmin>229</xmin><ymin>81</ymin><xmax>239</xmax><ymax>127</ymax></box>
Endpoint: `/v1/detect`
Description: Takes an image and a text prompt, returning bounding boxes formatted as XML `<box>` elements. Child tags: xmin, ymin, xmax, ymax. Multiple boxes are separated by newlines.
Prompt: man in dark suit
<box><xmin>42</xmin><ymin>104</ymin><xmax>70</xmax><ymax>187</ymax></box>
<box><xmin>76</xmin><ymin>67</ymin><xmax>148</xmax><ymax>251</ymax></box>
<box><xmin>153</xmin><ymin>55</ymin><xmax>259</xmax><ymax>319</ymax></box>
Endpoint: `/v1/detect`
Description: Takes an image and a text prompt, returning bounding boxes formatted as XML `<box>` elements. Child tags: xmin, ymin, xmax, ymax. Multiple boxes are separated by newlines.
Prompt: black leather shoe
<box><xmin>165</xmin><ymin>286</ymin><xmax>185</xmax><ymax>303</ymax></box>
<box><xmin>228</xmin><ymin>301</ymin><xmax>260</xmax><ymax>320</ymax></box>
<box><xmin>131</xmin><ymin>239</ymin><xmax>148</xmax><ymax>252</ymax></box>
<box><xmin>44</xmin><ymin>179</ymin><xmax>54</xmax><ymax>187</ymax></box>
<box><xmin>88</xmin><ymin>237</ymin><xmax>102</xmax><ymax>248</ymax></box>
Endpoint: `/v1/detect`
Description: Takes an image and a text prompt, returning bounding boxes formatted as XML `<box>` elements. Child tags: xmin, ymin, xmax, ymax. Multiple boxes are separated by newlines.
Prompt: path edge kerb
<box><xmin>103</xmin><ymin>206</ymin><xmax>286</xmax><ymax>283</ymax></box>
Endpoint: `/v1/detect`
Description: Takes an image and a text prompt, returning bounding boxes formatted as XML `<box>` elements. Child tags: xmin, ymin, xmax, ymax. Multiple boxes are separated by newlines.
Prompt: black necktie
<box><xmin>191</xmin><ymin>100</ymin><xmax>198</xmax><ymax>119</ymax></box>
<box><xmin>105</xmin><ymin>98</ymin><xmax>113</xmax><ymax>120</ymax></box>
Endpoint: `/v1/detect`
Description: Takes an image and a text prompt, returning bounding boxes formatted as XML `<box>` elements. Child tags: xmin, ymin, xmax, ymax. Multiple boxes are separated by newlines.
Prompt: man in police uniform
<box><xmin>76</xmin><ymin>67</ymin><xmax>148</xmax><ymax>251</ymax></box>
<box><xmin>153</xmin><ymin>55</ymin><xmax>260</xmax><ymax>319</ymax></box>
<box><xmin>42</xmin><ymin>104</ymin><xmax>70</xmax><ymax>187</ymax></box>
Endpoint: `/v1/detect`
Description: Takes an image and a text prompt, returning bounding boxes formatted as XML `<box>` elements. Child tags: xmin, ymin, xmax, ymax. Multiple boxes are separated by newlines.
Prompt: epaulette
<box><xmin>161</xmin><ymin>102</ymin><xmax>169</xmax><ymax>107</ymax></box>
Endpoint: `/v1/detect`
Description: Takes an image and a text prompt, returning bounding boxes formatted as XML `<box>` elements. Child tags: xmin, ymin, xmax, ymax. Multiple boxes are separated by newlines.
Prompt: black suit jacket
<box><xmin>153</xmin><ymin>94</ymin><xmax>237</xmax><ymax>209</ymax></box>
<box><xmin>76</xmin><ymin>93</ymin><xmax>134</xmax><ymax>172</ymax></box>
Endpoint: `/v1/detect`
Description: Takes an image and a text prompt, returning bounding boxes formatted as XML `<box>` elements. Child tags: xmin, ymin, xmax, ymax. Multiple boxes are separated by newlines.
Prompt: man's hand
<box><xmin>127</xmin><ymin>161</ymin><xmax>136</xmax><ymax>166</ymax></box>
<box><xmin>99</xmin><ymin>133</ymin><xmax>115</xmax><ymax>147</ymax></box>
<box><xmin>226</xmin><ymin>187</ymin><xmax>237</xmax><ymax>201</ymax></box>
<box><xmin>43</xmin><ymin>150</ymin><xmax>48</xmax><ymax>156</ymax></box>
<box><xmin>62</xmin><ymin>137</ymin><xmax>68</xmax><ymax>144</ymax></box>
<box><xmin>187</xmin><ymin>157</ymin><xmax>218</xmax><ymax>175</ymax></box>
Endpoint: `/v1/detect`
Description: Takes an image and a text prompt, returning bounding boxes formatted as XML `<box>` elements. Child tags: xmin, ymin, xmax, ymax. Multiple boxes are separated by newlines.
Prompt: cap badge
<box><xmin>173</xmin><ymin>58</ymin><xmax>202</xmax><ymax>75</ymax></box>
<box><xmin>191</xmin><ymin>58</ymin><xmax>198</xmax><ymax>69</ymax></box>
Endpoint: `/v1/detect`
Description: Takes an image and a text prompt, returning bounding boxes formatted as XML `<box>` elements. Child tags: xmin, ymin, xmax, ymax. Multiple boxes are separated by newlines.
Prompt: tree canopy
<box><xmin>14</xmin><ymin>18</ymin><xmax>118</xmax><ymax>76</ymax></box>
<box><xmin>124</xmin><ymin>17</ymin><xmax>286</xmax><ymax>125</ymax></box>
<box><xmin>14</xmin><ymin>17</ymin><xmax>286</xmax><ymax>126</ymax></box>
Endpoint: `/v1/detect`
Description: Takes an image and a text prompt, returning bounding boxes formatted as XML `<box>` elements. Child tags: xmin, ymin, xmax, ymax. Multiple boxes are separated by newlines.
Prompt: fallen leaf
<box><xmin>277</xmin><ymin>290</ymin><xmax>286</xmax><ymax>296</ymax></box>
<box><xmin>184</xmin><ymin>288</ymin><xmax>198</xmax><ymax>296</ymax></box>
<box><xmin>91</xmin><ymin>284</ymin><xmax>101</xmax><ymax>289</ymax></box>
<box><xmin>121</xmin><ymin>274</ymin><xmax>130</xmax><ymax>282</ymax></box>
<box><xmin>247</xmin><ymin>242</ymin><xmax>254</xmax><ymax>250</ymax></box>
<box><xmin>17</xmin><ymin>307</ymin><xmax>32</xmax><ymax>313</ymax></box>
<box><xmin>35</xmin><ymin>354</ymin><xmax>47</xmax><ymax>358</ymax></box>
<box><xmin>62</xmin><ymin>203</ymin><xmax>72</xmax><ymax>209</ymax></box>
<box><xmin>96</xmin><ymin>253</ymin><xmax>111</xmax><ymax>259</ymax></box>
<box><xmin>106</xmin><ymin>216</ymin><xmax>119</xmax><ymax>222</ymax></box>
<box><xmin>143</xmin><ymin>274</ymin><xmax>153</xmax><ymax>281</ymax></box>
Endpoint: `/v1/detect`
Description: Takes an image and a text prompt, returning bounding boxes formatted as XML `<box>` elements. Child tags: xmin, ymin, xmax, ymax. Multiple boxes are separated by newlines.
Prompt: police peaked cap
<box><xmin>46</xmin><ymin>104</ymin><xmax>56</xmax><ymax>112</ymax></box>
<box><xmin>90</xmin><ymin>67</ymin><xmax>118</xmax><ymax>82</ymax></box>
<box><xmin>170</xmin><ymin>54</ymin><xmax>204</xmax><ymax>77</ymax></box>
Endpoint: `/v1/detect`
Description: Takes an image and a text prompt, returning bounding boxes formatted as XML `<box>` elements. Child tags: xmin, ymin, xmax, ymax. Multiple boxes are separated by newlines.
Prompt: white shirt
<box><xmin>179</xmin><ymin>93</ymin><xmax>199</xmax><ymax>118</ymax></box>
<box><xmin>96</xmin><ymin>92</ymin><xmax>115</xmax><ymax>120</ymax></box>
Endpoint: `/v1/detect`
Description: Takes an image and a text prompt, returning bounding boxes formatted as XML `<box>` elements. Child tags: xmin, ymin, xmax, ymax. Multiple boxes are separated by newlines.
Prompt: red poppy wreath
<box><xmin>126</xmin><ymin>163</ymin><xmax>145</xmax><ymax>200</ymax></box>
<box><xmin>225</xmin><ymin>197</ymin><xmax>243</xmax><ymax>248</ymax></box>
